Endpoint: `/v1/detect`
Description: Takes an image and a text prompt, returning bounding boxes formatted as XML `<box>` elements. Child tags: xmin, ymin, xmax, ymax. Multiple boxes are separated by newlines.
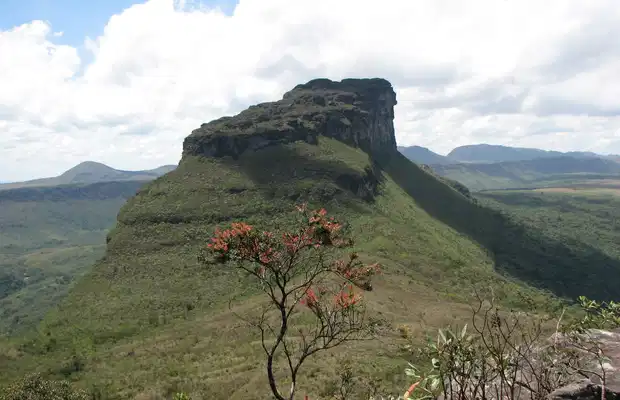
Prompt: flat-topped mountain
<box><xmin>183</xmin><ymin>78</ymin><xmax>397</xmax><ymax>159</ymax></box>
<box><xmin>13</xmin><ymin>78</ymin><xmax>620</xmax><ymax>399</ymax></box>
<box><xmin>0</xmin><ymin>161</ymin><xmax>177</xmax><ymax>190</ymax></box>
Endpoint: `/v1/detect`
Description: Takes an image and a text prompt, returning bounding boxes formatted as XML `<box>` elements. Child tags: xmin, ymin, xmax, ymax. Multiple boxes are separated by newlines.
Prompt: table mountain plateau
<box><xmin>10</xmin><ymin>78</ymin><xmax>620</xmax><ymax>399</ymax></box>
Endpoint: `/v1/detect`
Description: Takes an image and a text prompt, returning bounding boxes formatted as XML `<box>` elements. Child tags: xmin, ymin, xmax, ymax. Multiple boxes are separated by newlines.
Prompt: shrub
<box><xmin>404</xmin><ymin>293</ymin><xmax>620</xmax><ymax>400</ymax></box>
<box><xmin>0</xmin><ymin>373</ymin><xmax>89</xmax><ymax>400</ymax></box>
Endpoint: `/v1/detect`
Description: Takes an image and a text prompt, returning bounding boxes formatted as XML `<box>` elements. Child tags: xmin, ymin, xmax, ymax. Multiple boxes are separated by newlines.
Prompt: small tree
<box><xmin>200</xmin><ymin>205</ymin><xmax>380</xmax><ymax>400</ymax></box>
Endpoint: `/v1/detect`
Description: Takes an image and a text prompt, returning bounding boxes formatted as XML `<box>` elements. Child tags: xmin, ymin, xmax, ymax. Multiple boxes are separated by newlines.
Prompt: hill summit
<box><xmin>397</xmin><ymin>145</ymin><xmax>454</xmax><ymax>165</ymax></box>
<box><xmin>57</xmin><ymin>161</ymin><xmax>128</xmax><ymax>184</ymax></box>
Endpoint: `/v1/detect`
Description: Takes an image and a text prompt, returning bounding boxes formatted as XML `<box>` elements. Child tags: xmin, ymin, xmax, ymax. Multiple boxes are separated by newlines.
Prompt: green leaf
<box><xmin>438</xmin><ymin>329</ymin><xmax>447</xmax><ymax>344</ymax></box>
<box><xmin>460</xmin><ymin>324</ymin><xmax>468</xmax><ymax>339</ymax></box>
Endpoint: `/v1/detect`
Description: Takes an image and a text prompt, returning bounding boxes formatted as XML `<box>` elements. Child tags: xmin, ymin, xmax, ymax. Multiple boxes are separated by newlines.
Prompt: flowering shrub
<box><xmin>201</xmin><ymin>204</ymin><xmax>380</xmax><ymax>400</ymax></box>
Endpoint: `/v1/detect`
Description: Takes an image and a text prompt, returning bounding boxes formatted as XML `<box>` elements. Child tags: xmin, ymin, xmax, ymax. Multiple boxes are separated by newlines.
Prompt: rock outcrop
<box><xmin>547</xmin><ymin>379</ymin><xmax>619</xmax><ymax>400</ymax></box>
<box><xmin>435</xmin><ymin>328</ymin><xmax>620</xmax><ymax>400</ymax></box>
<box><xmin>182</xmin><ymin>78</ymin><xmax>397</xmax><ymax>160</ymax></box>
<box><xmin>550</xmin><ymin>329</ymin><xmax>620</xmax><ymax>398</ymax></box>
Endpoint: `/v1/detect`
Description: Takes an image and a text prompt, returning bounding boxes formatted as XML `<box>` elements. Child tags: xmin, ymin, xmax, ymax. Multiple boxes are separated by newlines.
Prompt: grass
<box><xmin>0</xmin><ymin>137</ymin><xmax>592</xmax><ymax>399</ymax></box>
<box><xmin>0</xmin><ymin>181</ymin><xmax>147</xmax><ymax>334</ymax></box>
<box><xmin>5</xmin><ymin>138</ymin><xmax>620</xmax><ymax>398</ymax></box>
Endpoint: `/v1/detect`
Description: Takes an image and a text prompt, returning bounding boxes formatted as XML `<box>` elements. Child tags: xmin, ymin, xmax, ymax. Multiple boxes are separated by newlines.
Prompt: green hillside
<box><xmin>0</xmin><ymin>181</ymin><xmax>149</xmax><ymax>334</ymax></box>
<box><xmin>430</xmin><ymin>156</ymin><xmax>620</xmax><ymax>191</ymax></box>
<box><xmin>4</xmin><ymin>78</ymin><xmax>620</xmax><ymax>399</ymax></box>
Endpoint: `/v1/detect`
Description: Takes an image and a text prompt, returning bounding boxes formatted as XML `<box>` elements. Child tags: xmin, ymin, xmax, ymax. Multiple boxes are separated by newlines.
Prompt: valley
<box><xmin>0</xmin><ymin>165</ymin><xmax>175</xmax><ymax>335</ymax></box>
<box><xmin>399</xmin><ymin>144</ymin><xmax>620</xmax><ymax>192</ymax></box>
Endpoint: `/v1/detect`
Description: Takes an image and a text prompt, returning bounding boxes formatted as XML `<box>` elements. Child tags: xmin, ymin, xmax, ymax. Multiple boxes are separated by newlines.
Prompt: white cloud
<box><xmin>1</xmin><ymin>0</ymin><xmax>620</xmax><ymax>181</ymax></box>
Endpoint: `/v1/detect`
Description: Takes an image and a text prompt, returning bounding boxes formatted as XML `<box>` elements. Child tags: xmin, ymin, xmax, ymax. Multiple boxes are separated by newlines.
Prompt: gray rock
<box><xmin>182</xmin><ymin>78</ymin><xmax>398</xmax><ymax>160</ymax></box>
<box><xmin>547</xmin><ymin>379</ymin><xmax>620</xmax><ymax>400</ymax></box>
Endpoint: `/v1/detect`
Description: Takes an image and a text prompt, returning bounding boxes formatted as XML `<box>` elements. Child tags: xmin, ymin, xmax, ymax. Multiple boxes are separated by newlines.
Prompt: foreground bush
<box><xmin>405</xmin><ymin>293</ymin><xmax>620</xmax><ymax>400</ymax></box>
<box><xmin>0</xmin><ymin>373</ymin><xmax>89</xmax><ymax>400</ymax></box>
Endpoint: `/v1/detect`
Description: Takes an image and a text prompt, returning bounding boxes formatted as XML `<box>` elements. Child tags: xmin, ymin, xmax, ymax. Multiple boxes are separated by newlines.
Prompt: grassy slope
<box><xmin>5</xmin><ymin>137</ymin><xmax>619</xmax><ymax>398</ymax></box>
<box><xmin>0</xmin><ymin>181</ymin><xmax>147</xmax><ymax>334</ymax></box>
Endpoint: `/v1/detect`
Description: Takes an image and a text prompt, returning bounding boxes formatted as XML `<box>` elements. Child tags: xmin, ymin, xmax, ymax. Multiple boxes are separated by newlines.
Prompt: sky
<box><xmin>1</xmin><ymin>0</ymin><xmax>619</xmax><ymax>182</ymax></box>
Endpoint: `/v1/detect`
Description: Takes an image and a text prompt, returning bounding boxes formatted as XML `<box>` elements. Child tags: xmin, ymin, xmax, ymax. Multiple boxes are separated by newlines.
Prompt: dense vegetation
<box><xmin>3</xmin><ymin>135</ymin><xmax>620</xmax><ymax>398</ymax></box>
<box><xmin>478</xmin><ymin>188</ymin><xmax>620</xmax><ymax>263</ymax></box>
<box><xmin>0</xmin><ymin>181</ymin><xmax>147</xmax><ymax>334</ymax></box>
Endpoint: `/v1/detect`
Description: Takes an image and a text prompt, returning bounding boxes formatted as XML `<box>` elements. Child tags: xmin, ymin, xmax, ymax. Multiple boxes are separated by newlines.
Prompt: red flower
<box><xmin>301</xmin><ymin>288</ymin><xmax>319</xmax><ymax>308</ymax></box>
<box><xmin>334</xmin><ymin>285</ymin><xmax>360</xmax><ymax>308</ymax></box>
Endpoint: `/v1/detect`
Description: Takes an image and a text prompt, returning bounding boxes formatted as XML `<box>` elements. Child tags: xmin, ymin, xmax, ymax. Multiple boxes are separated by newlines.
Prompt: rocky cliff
<box><xmin>182</xmin><ymin>78</ymin><xmax>398</xmax><ymax>160</ymax></box>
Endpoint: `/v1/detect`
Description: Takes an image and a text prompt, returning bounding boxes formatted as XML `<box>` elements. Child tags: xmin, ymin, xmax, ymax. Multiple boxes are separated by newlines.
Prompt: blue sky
<box><xmin>0</xmin><ymin>0</ymin><xmax>237</xmax><ymax>46</ymax></box>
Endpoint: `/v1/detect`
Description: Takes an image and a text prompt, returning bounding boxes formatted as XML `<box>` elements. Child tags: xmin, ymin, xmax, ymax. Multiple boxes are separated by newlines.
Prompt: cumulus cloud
<box><xmin>1</xmin><ymin>0</ymin><xmax>620</xmax><ymax>180</ymax></box>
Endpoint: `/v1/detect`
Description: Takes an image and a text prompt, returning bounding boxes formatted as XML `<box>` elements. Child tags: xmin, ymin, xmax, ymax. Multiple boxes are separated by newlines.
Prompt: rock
<box><xmin>182</xmin><ymin>78</ymin><xmax>398</xmax><ymax>160</ymax></box>
<box><xmin>549</xmin><ymin>328</ymin><xmax>620</xmax><ymax>393</ymax></box>
<box><xmin>547</xmin><ymin>379</ymin><xmax>620</xmax><ymax>400</ymax></box>
<box><xmin>434</xmin><ymin>328</ymin><xmax>620</xmax><ymax>400</ymax></box>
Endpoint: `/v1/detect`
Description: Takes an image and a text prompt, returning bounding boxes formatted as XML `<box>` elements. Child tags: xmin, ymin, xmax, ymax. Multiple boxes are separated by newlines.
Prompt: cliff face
<box><xmin>182</xmin><ymin>78</ymin><xmax>397</xmax><ymax>160</ymax></box>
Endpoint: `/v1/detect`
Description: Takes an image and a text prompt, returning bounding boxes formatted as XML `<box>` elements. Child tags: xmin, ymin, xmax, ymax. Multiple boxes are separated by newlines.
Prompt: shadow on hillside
<box><xmin>220</xmin><ymin>145</ymin><xmax>386</xmax><ymax>204</ymax></box>
<box><xmin>384</xmin><ymin>151</ymin><xmax>620</xmax><ymax>302</ymax></box>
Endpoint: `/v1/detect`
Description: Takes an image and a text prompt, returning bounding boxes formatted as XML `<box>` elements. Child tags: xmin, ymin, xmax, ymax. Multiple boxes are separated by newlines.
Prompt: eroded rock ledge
<box><xmin>182</xmin><ymin>78</ymin><xmax>398</xmax><ymax>160</ymax></box>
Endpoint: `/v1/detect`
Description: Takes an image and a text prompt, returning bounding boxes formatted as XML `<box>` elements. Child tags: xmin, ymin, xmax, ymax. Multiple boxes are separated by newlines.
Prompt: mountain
<box><xmin>6</xmin><ymin>78</ymin><xmax>620</xmax><ymax>398</ymax></box>
<box><xmin>397</xmin><ymin>145</ymin><xmax>455</xmax><ymax>165</ymax></box>
<box><xmin>0</xmin><ymin>162</ymin><xmax>177</xmax><ymax>190</ymax></box>
<box><xmin>430</xmin><ymin>156</ymin><xmax>620</xmax><ymax>191</ymax></box>
<box><xmin>447</xmin><ymin>144</ymin><xmax>601</xmax><ymax>163</ymax></box>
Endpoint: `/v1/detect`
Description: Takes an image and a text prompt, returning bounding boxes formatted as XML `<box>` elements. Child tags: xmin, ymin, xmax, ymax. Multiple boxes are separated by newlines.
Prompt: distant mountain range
<box><xmin>399</xmin><ymin>144</ymin><xmax>616</xmax><ymax>165</ymax></box>
<box><xmin>0</xmin><ymin>162</ymin><xmax>177</xmax><ymax>190</ymax></box>
<box><xmin>430</xmin><ymin>156</ymin><xmax>620</xmax><ymax>191</ymax></box>
<box><xmin>447</xmin><ymin>144</ymin><xmax>604</xmax><ymax>164</ymax></box>
<box><xmin>398</xmin><ymin>144</ymin><xmax>620</xmax><ymax>191</ymax></box>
